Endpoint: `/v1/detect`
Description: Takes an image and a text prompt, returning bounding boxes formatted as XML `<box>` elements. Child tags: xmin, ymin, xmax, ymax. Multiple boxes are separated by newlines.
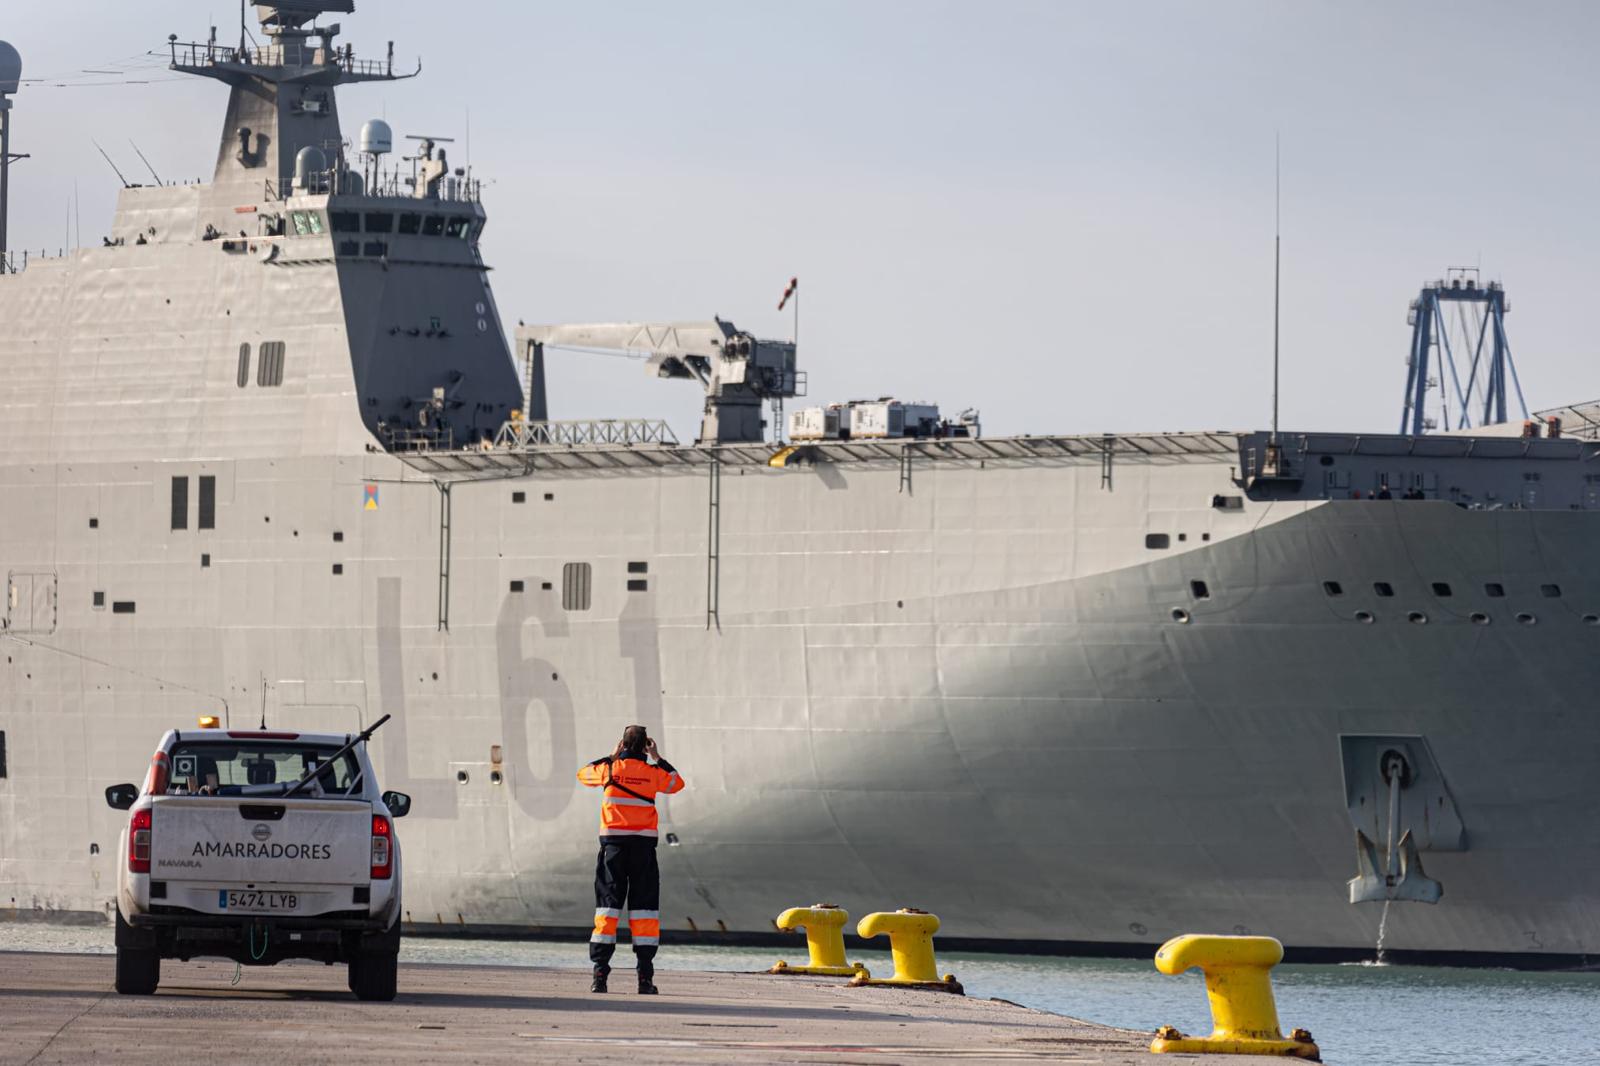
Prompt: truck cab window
<box><xmin>166</xmin><ymin>741</ymin><xmax>363</xmax><ymax>797</ymax></box>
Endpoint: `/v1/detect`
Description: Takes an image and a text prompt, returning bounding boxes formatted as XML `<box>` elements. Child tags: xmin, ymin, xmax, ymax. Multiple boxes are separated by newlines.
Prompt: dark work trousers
<box><xmin>589</xmin><ymin>838</ymin><xmax>660</xmax><ymax>976</ymax></box>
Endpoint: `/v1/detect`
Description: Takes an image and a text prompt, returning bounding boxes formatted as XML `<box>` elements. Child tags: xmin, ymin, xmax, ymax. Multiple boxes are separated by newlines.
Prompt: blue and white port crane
<box><xmin>1399</xmin><ymin>268</ymin><xmax>1526</xmax><ymax>435</ymax></box>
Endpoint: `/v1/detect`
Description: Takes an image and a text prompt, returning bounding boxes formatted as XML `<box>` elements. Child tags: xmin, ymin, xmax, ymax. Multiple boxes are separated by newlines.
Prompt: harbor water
<box><xmin>5</xmin><ymin>923</ymin><xmax>1595</xmax><ymax>1064</ymax></box>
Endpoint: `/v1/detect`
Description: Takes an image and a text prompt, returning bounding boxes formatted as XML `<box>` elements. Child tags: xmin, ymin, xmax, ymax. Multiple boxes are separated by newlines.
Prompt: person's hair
<box><xmin>621</xmin><ymin>725</ymin><xmax>649</xmax><ymax>756</ymax></box>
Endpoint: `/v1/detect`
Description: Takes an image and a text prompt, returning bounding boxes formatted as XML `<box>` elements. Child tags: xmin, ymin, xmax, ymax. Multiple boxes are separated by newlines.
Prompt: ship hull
<box><xmin>4</xmin><ymin>447</ymin><xmax>1598</xmax><ymax>963</ymax></box>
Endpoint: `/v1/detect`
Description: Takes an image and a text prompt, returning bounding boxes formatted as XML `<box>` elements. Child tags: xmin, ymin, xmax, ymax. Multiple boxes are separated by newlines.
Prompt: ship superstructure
<box><xmin>2</xmin><ymin>3</ymin><xmax>1599</xmax><ymax>967</ymax></box>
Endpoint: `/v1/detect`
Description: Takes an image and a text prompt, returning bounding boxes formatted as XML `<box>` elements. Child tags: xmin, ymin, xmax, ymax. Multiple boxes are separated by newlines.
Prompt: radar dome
<box><xmin>359</xmin><ymin>119</ymin><xmax>393</xmax><ymax>156</ymax></box>
<box><xmin>293</xmin><ymin>145</ymin><xmax>327</xmax><ymax>190</ymax></box>
<box><xmin>0</xmin><ymin>41</ymin><xmax>22</xmax><ymax>96</ymax></box>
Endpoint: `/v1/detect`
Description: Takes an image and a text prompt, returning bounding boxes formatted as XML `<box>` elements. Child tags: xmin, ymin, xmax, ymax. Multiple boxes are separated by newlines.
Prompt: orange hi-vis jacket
<box><xmin>577</xmin><ymin>754</ymin><xmax>685</xmax><ymax>840</ymax></box>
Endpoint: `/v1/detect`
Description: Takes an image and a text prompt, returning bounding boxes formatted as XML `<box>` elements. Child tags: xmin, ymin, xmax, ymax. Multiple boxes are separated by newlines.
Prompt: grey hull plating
<box><xmin>3</xmin><ymin>439</ymin><xmax>1599</xmax><ymax>960</ymax></box>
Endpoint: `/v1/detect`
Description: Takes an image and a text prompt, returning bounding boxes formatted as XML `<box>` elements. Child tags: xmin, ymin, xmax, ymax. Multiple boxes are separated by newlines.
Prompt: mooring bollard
<box><xmin>768</xmin><ymin>904</ymin><xmax>866</xmax><ymax>977</ymax></box>
<box><xmin>849</xmin><ymin>908</ymin><xmax>962</xmax><ymax>994</ymax></box>
<box><xmin>1149</xmin><ymin>934</ymin><xmax>1320</xmax><ymax>1059</ymax></box>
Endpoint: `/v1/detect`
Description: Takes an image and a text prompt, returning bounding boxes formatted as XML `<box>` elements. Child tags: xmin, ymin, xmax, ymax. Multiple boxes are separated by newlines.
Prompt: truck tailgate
<box><xmin>150</xmin><ymin>797</ymin><xmax>372</xmax><ymax>885</ymax></box>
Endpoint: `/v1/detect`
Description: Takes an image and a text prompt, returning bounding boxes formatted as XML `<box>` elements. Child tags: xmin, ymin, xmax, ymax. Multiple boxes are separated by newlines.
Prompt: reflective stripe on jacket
<box><xmin>577</xmin><ymin>755</ymin><xmax>685</xmax><ymax>838</ymax></box>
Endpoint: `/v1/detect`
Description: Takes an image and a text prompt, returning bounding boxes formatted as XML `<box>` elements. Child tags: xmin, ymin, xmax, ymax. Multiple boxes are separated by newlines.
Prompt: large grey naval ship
<box><xmin>2</xmin><ymin>3</ymin><xmax>1597</xmax><ymax>967</ymax></box>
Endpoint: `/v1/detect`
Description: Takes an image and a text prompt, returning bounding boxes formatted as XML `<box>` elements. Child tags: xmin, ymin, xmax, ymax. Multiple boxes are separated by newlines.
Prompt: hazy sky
<box><xmin>4</xmin><ymin>2</ymin><xmax>1597</xmax><ymax>440</ymax></box>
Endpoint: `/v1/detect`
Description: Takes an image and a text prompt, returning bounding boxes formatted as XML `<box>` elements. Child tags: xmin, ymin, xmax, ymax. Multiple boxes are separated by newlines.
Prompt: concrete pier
<box><xmin>0</xmin><ymin>952</ymin><xmax>1279</xmax><ymax>1064</ymax></box>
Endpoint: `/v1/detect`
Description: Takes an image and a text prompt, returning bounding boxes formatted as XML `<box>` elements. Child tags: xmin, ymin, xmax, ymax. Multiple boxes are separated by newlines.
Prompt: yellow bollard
<box><xmin>1149</xmin><ymin>934</ymin><xmax>1320</xmax><ymax>1059</ymax></box>
<box><xmin>768</xmin><ymin>904</ymin><xmax>866</xmax><ymax>978</ymax></box>
<box><xmin>848</xmin><ymin>909</ymin><xmax>963</xmax><ymax>994</ymax></box>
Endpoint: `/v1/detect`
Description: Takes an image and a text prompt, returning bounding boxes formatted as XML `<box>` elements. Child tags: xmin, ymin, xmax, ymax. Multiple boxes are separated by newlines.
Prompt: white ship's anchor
<box><xmin>1348</xmin><ymin>750</ymin><xmax>1443</xmax><ymax>904</ymax></box>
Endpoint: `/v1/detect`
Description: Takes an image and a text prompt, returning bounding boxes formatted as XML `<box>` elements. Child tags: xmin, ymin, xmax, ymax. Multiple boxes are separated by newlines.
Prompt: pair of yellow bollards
<box><xmin>768</xmin><ymin>904</ymin><xmax>963</xmax><ymax>994</ymax></box>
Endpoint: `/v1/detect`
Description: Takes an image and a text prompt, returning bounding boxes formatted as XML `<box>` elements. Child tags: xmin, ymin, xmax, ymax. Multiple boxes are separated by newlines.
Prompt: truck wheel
<box><xmin>113</xmin><ymin>906</ymin><xmax>160</xmax><ymax>995</ymax></box>
<box><xmin>115</xmin><ymin>945</ymin><xmax>160</xmax><ymax>995</ymax></box>
<box><xmin>349</xmin><ymin>948</ymin><xmax>398</xmax><ymax>1002</ymax></box>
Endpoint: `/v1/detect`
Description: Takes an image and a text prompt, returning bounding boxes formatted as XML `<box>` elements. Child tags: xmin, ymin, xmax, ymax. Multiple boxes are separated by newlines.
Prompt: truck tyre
<box><xmin>114</xmin><ymin>907</ymin><xmax>160</xmax><ymax>995</ymax></box>
<box><xmin>349</xmin><ymin>948</ymin><xmax>398</xmax><ymax>1001</ymax></box>
<box><xmin>116</xmin><ymin>945</ymin><xmax>161</xmax><ymax>995</ymax></box>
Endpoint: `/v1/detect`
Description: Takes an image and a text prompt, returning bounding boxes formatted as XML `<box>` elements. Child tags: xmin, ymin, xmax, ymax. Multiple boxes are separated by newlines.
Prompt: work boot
<box><xmin>637</xmin><ymin>976</ymin><xmax>658</xmax><ymax>995</ymax></box>
<box><xmin>590</xmin><ymin>970</ymin><xmax>608</xmax><ymax>994</ymax></box>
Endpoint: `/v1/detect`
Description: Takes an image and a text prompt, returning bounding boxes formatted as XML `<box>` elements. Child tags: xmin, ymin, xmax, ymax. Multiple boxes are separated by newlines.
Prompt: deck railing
<box><xmin>494</xmin><ymin>419</ymin><xmax>679</xmax><ymax>449</ymax></box>
<box><xmin>170</xmin><ymin>41</ymin><xmax>396</xmax><ymax>78</ymax></box>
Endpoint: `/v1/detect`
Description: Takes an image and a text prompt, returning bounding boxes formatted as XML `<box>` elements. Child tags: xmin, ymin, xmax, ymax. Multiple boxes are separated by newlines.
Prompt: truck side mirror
<box><xmin>105</xmin><ymin>784</ymin><xmax>139</xmax><ymax>810</ymax></box>
<box><xmin>381</xmin><ymin>790</ymin><xmax>412</xmax><ymax>818</ymax></box>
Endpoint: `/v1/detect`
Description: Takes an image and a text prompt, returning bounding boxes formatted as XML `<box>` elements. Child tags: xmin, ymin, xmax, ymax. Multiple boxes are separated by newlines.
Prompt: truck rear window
<box><xmin>165</xmin><ymin>741</ymin><xmax>362</xmax><ymax>798</ymax></box>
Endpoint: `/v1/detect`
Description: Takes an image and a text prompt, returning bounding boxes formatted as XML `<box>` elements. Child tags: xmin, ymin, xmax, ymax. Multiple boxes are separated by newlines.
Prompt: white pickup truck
<box><xmin>105</xmin><ymin>714</ymin><xmax>410</xmax><ymax>1000</ymax></box>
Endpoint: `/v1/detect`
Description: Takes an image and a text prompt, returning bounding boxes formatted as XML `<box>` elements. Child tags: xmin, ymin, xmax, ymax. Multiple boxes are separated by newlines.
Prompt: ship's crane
<box><xmin>514</xmin><ymin>318</ymin><xmax>802</xmax><ymax>445</ymax></box>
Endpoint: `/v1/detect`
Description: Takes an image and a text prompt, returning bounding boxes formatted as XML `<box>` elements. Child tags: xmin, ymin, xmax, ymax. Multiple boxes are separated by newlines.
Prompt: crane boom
<box><xmin>514</xmin><ymin>316</ymin><xmax>803</xmax><ymax>445</ymax></box>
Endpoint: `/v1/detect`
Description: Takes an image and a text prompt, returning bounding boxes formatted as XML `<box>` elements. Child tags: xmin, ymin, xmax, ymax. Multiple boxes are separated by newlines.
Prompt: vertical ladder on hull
<box><xmin>899</xmin><ymin>445</ymin><xmax>913</xmax><ymax>494</ymax></box>
<box><xmin>706</xmin><ymin>457</ymin><xmax>721</xmax><ymax>631</ymax></box>
<box><xmin>1100</xmin><ymin>434</ymin><xmax>1114</xmax><ymax>491</ymax></box>
<box><xmin>437</xmin><ymin>482</ymin><xmax>453</xmax><ymax>632</ymax></box>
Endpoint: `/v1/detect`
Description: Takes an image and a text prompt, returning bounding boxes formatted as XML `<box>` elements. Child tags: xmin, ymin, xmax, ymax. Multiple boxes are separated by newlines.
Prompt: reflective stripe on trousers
<box><xmin>628</xmin><ymin>908</ymin><xmax>661</xmax><ymax>943</ymax></box>
<box><xmin>591</xmin><ymin>908</ymin><xmax>620</xmax><ymax>944</ymax></box>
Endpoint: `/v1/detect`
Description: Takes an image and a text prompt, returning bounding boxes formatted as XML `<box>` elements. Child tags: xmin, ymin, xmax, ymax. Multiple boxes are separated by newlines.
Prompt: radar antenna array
<box><xmin>254</xmin><ymin>1</ymin><xmax>356</xmax><ymax>32</ymax></box>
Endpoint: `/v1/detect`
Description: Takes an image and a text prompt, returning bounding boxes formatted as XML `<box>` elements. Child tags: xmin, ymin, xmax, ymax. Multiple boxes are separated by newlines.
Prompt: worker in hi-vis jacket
<box><xmin>576</xmin><ymin>725</ymin><xmax>685</xmax><ymax>994</ymax></box>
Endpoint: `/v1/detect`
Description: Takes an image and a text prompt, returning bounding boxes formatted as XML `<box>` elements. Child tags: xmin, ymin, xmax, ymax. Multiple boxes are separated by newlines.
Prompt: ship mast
<box><xmin>1271</xmin><ymin>134</ymin><xmax>1280</xmax><ymax>446</ymax></box>
<box><xmin>0</xmin><ymin>40</ymin><xmax>24</xmax><ymax>275</ymax></box>
<box><xmin>1264</xmin><ymin>135</ymin><xmax>1282</xmax><ymax>476</ymax></box>
<box><xmin>167</xmin><ymin>1</ymin><xmax>415</xmax><ymax>204</ymax></box>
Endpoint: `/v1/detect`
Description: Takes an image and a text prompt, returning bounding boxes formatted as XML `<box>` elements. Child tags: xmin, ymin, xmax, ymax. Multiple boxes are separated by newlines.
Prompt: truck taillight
<box><xmin>371</xmin><ymin>814</ymin><xmax>393</xmax><ymax>879</ymax></box>
<box><xmin>129</xmin><ymin>809</ymin><xmax>152</xmax><ymax>874</ymax></box>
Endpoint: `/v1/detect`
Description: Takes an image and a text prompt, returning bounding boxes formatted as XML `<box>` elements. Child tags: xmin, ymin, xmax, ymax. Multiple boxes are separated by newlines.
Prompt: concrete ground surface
<box><xmin>0</xmin><ymin>952</ymin><xmax>1288</xmax><ymax>1065</ymax></box>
